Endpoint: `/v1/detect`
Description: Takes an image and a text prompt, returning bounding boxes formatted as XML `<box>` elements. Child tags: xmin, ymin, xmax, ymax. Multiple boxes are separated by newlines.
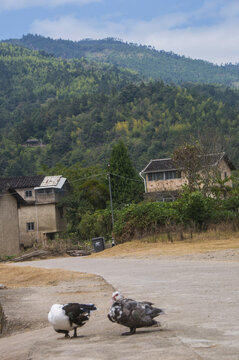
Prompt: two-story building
<box><xmin>140</xmin><ymin>152</ymin><xmax>235</xmax><ymax>202</ymax></box>
<box><xmin>0</xmin><ymin>175</ymin><xmax>69</xmax><ymax>256</ymax></box>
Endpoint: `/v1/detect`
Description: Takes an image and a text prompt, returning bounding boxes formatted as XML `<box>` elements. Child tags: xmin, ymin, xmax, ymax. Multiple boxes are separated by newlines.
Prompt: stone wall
<box><xmin>144</xmin><ymin>190</ymin><xmax>180</xmax><ymax>202</ymax></box>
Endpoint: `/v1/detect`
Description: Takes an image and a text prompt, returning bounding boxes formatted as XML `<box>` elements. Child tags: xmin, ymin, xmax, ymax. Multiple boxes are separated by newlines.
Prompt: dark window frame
<box><xmin>37</xmin><ymin>188</ymin><xmax>54</xmax><ymax>194</ymax></box>
<box><xmin>26</xmin><ymin>222</ymin><xmax>34</xmax><ymax>231</ymax></box>
<box><xmin>148</xmin><ymin>170</ymin><xmax>181</xmax><ymax>181</ymax></box>
<box><xmin>25</xmin><ymin>190</ymin><xmax>33</xmax><ymax>198</ymax></box>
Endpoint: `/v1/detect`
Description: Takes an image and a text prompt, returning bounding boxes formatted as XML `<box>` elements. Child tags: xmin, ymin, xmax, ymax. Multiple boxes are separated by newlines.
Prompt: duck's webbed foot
<box><xmin>56</xmin><ymin>329</ymin><xmax>70</xmax><ymax>339</ymax></box>
<box><xmin>121</xmin><ymin>327</ymin><xmax>136</xmax><ymax>336</ymax></box>
<box><xmin>73</xmin><ymin>327</ymin><xmax>78</xmax><ymax>338</ymax></box>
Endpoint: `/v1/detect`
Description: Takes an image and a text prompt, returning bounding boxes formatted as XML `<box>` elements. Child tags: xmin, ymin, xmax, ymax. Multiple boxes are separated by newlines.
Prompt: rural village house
<box><xmin>140</xmin><ymin>152</ymin><xmax>235</xmax><ymax>202</ymax></box>
<box><xmin>0</xmin><ymin>175</ymin><xmax>69</xmax><ymax>256</ymax></box>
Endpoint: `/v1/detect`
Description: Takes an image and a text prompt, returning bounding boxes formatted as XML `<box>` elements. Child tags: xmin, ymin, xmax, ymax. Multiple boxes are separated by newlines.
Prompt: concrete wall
<box><xmin>55</xmin><ymin>206</ymin><xmax>67</xmax><ymax>232</ymax></box>
<box><xmin>16</xmin><ymin>188</ymin><xmax>36</xmax><ymax>202</ymax></box>
<box><xmin>18</xmin><ymin>204</ymin><xmax>39</xmax><ymax>247</ymax></box>
<box><xmin>218</xmin><ymin>160</ymin><xmax>233</xmax><ymax>186</ymax></box>
<box><xmin>38</xmin><ymin>204</ymin><xmax>57</xmax><ymax>233</ymax></box>
<box><xmin>0</xmin><ymin>193</ymin><xmax>20</xmax><ymax>256</ymax></box>
<box><xmin>146</xmin><ymin>172</ymin><xmax>187</xmax><ymax>193</ymax></box>
<box><xmin>18</xmin><ymin>203</ymin><xmax>67</xmax><ymax>246</ymax></box>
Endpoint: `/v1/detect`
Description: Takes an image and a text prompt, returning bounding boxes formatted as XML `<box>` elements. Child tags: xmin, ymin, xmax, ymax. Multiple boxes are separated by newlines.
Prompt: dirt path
<box><xmin>1</xmin><ymin>247</ymin><xmax>239</xmax><ymax>360</ymax></box>
<box><xmin>0</xmin><ymin>268</ymin><xmax>115</xmax><ymax>360</ymax></box>
<box><xmin>0</xmin><ymin>271</ymin><xmax>179</xmax><ymax>360</ymax></box>
<box><xmin>0</xmin><ymin>269</ymin><xmax>112</xmax><ymax>337</ymax></box>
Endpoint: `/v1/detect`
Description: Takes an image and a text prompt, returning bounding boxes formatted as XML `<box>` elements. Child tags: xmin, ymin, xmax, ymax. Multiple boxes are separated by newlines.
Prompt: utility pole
<box><xmin>107</xmin><ymin>164</ymin><xmax>114</xmax><ymax>227</ymax></box>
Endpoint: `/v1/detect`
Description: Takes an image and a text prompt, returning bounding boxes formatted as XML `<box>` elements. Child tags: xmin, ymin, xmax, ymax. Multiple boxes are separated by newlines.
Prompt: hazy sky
<box><xmin>1</xmin><ymin>0</ymin><xmax>239</xmax><ymax>64</ymax></box>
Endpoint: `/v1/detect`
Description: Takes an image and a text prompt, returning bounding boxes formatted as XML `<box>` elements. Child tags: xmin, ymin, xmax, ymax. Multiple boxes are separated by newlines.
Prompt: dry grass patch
<box><xmin>0</xmin><ymin>265</ymin><xmax>92</xmax><ymax>288</ymax></box>
<box><xmin>90</xmin><ymin>230</ymin><xmax>239</xmax><ymax>258</ymax></box>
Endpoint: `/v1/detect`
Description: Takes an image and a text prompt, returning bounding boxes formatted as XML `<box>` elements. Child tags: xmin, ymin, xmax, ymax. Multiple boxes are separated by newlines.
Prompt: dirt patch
<box><xmin>0</xmin><ymin>265</ymin><xmax>114</xmax><ymax>337</ymax></box>
<box><xmin>0</xmin><ymin>265</ymin><xmax>93</xmax><ymax>288</ymax></box>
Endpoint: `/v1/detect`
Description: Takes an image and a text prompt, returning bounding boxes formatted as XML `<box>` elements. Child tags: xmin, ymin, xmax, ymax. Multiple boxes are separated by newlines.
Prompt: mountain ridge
<box><xmin>0</xmin><ymin>41</ymin><xmax>239</xmax><ymax>177</ymax></box>
<box><xmin>3</xmin><ymin>34</ymin><xmax>239</xmax><ymax>87</ymax></box>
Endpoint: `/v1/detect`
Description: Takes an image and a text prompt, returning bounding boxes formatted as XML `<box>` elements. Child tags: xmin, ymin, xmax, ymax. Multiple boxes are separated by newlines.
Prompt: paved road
<box><xmin>12</xmin><ymin>257</ymin><xmax>239</xmax><ymax>359</ymax></box>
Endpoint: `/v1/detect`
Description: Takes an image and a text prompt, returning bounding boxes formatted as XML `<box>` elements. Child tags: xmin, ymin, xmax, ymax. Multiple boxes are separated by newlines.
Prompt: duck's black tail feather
<box><xmin>149</xmin><ymin>307</ymin><xmax>166</xmax><ymax>318</ymax></box>
<box><xmin>79</xmin><ymin>304</ymin><xmax>97</xmax><ymax>311</ymax></box>
<box><xmin>63</xmin><ymin>303</ymin><xmax>97</xmax><ymax>316</ymax></box>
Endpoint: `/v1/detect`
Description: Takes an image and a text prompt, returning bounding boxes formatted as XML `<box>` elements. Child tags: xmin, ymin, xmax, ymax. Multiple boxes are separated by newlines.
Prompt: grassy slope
<box><xmin>90</xmin><ymin>230</ymin><xmax>239</xmax><ymax>258</ymax></box>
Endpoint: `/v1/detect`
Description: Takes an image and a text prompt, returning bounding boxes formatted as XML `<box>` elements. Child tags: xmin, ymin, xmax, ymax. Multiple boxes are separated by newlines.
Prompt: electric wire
<box><xmin>0</xmin><ymin>172</ymin><xmax>143</xmax><ymax>198</ymax></box>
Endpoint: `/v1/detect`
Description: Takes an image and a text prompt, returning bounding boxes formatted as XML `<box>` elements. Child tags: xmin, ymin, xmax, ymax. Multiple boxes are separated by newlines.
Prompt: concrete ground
<box><xmin>1</xmin><ymin>253</ymin><xmax>239</xmax><ymax>360</ymax></box>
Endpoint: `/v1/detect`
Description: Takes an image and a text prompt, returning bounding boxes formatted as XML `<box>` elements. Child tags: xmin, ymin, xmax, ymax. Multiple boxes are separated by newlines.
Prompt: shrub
<box><xmin>77</xmin><ymin>209</ymin><xmax>112</xmax><ymax>241</ymax></box>
<box><xmin>113</xmin><ymin>202</ymin><xmax>178</xmax><ymax>242</ymax></box>
<box><xmin>174</xmin><ymin>190</ymin><xmax>215</xmax><ymax>229</ymax></box>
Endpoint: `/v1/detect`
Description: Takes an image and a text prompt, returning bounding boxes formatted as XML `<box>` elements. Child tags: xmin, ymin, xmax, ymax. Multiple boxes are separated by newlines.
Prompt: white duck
<box><xmin>48</xmin><ymin>302</ymin><xmax>96</xmax><ymax>338</ymax></box>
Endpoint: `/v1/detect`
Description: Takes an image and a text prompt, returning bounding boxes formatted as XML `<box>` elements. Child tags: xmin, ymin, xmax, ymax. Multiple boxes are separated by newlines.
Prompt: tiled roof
<box><xmin>0</xmin><ymin>175</ymin><xmax>45</xmax><ymax>190</ymax></box>
<box><xmin>204</xmin><ymin>153</ymin><xmax>235</xmax><ymax>170</ymax></box>
<box><xmin>141</xmin><ymin>152</ymin><xmax>235</xmax><ymax>173</ymax></box>
<box><xmin>141</xmin><ymin>158</ymin><xmax>177</xmax><ymax>173</ymax></box>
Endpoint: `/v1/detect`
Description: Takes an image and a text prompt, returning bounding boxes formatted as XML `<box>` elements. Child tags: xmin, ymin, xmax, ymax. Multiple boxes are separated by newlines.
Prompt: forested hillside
<box><xmin>0</xmin><ymin>42</ymin><xmax>239</xmax><ymax>177</ymax></box>
<box><xmin>5</xmin><ymin>34</ymin><xmax>239</xmax><ymax>87</ymax></box>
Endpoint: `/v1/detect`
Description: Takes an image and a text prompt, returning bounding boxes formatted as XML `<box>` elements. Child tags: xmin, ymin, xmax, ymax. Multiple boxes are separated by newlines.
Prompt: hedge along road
<box><xmin>10</xmin><ymin>256</ymin><xmax>239</xmax><ymax>360</ymax></box>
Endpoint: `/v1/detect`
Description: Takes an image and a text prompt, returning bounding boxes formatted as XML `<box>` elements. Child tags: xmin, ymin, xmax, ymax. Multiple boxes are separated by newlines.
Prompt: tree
<box><xmin>108</xmin><ymin>141</ymin><xmax>144</xmax><ymax>207</ymax></box>
<box><xmin>172</xmin><ymin>139</ymin><xmax>228</xmax><ymax>194</ymax></box>
<box><xmin>175</xmin><ymin>188</ymin><xmax>213</xmax><ymax>230</ymax></box>
<box><xmin>172</xmin><ymin>142</ymin><xmax>203</xmax><ymax>191</ymax></box>
<box><xmin>42</xmin><ymin>162</ymin><xmax>108</xmax><ymax>240</ymax></box>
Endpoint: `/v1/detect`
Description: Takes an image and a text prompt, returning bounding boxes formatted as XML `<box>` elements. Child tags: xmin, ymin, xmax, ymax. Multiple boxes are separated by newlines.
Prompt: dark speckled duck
<box><xmin>108</xmin><ymin>291</ymin><xmax>166</xmax><ymax>335</ymax></box>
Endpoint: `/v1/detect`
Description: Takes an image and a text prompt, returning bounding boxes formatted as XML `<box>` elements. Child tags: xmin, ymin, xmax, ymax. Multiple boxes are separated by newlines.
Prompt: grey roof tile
<box><xmin>141</xmin><ymin>152</ymin><xmax>235</xmax><ymax>173</ymax></box>
<box><xmin>0</xmin><ymin>175</ymin><xmax>45</xmax><ymax>190</ymax></box>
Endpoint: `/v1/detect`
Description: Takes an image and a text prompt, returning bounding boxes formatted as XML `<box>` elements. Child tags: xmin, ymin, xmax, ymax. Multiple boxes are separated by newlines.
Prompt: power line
<box><xmin>70</xmin><ymin>173</ymin><xmax>106</xmax><ymax>183</ymax></box>
<box><xmin>0</xmin><ymin>171</ymin><xmax>143</xmax><ymax>198</ymax></box>
<box><xmin>109</xmin><ymin>172</ymin><xmax>143</xmax><ymax>183</ymax></box>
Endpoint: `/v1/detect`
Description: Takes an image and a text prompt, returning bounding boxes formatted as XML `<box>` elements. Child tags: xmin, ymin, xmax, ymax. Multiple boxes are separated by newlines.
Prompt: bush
<box><xmin>68</xmin><ymin>187</ymin><xmax>239</xmax><ymax>244</ymax></box>
<box><xmin>77</xmin><ymin>209</ymin><xmax>112</xmax><ymax>241</ymax></box>
<box><xmin>113</xmin><ymin>188</ymin><xmax>239</xmax><ymax>242</ymax></box>
<box><xmin>174</xmin><ymin>190</ymin><xmax>215</xmax><ymax>229</ymax></box>
<box><xmin>113</xmin><ymin>202</ymin><xmax>178</xmax><ymax>242</ymax></box>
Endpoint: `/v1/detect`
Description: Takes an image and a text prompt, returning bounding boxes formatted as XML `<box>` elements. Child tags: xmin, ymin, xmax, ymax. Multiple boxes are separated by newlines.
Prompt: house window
<box><xmin>26</xmin><ymin>222</ymin><xmax>34</xmax><ymax>231</ymax></box>
<box><xmin>37</xmin><ymin>189</ymin><xmax>45</xmax><ymax>194</ymax></box>
<box><xmin>155</xmin><ymin>172</ymin><xmax>164</xmax><ymax>181</ymax></box>
<box><xmin>165</xmin><ymin>171</ymin><xmax>181</xmax><ymax>180</ymax></box>
<box><xmin>224</xmin><ymin>172</ymin><xmax>227</xmax><ymax>179</ymax></box>
<box><xmin>148</xmin><ymin>171</ymin><xmax>181</xmax><ymax>181</ymax></box>
<box><xmin>37</xmin><ymin>188</ymin><xmax>53</xmax><ymax>194</ymax></box>
<box><xmin>45</xmin><ymin>188</ymin><xmax>53</xmax><ymax>194</ymax></box>
<box><xmin>148</xmin><ymin>172</ymin><xmax>164</xmax><ymax>181</ymax></box>
<box><xmin>25</xmin><ymin>190</ymin><xmax>32</xmax><ymax>198</ymax></box>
